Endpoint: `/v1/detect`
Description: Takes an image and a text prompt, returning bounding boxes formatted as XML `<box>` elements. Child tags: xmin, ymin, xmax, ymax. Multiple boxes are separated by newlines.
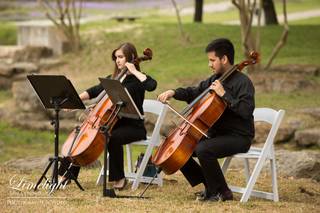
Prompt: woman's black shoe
<box><xmin>61</xmin><ymin>178</ymin><xmax>71</xmax><ymax>185</ymax></box>
<box><xmin>113</xmin><ymin>178</ymin><xmax>128</xmax><ymax>190</ymax></box>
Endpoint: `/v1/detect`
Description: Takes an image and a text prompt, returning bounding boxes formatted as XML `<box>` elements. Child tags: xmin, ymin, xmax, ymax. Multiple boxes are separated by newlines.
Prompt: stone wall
<box><xmin>17</xmin><ymin>21</ymin><xmax>70</xmax><ymax>55</ymax></box>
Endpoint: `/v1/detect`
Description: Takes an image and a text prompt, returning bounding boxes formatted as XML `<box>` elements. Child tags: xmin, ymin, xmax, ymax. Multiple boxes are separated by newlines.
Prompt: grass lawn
<box><xmin>1</xmin><ymin>162</ymin><xmax>320</xmax><ymax>212</ymax></box>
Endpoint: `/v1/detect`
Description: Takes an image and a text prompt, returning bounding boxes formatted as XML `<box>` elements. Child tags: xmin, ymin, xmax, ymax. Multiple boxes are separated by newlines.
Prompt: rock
<box><xmin>38</xmin><ymin>58</ymin><xmax>65</xmax><ymax>70</ymax></box>
<box><xmin>252</xmin><ymin>72</ymin><xmax>315</xmax><ymax>93</ymax></box>
<box><xmin>4</xmin><ymin>154</ymin><xmax>51</xmax><ymax>171</ymax></box>
<box><xmin>253</xmin><ymin>122</ymin><xmax>270</xmax><ymax>144</ymax></box>
<box><xmin>11</xmin><ymin>62</ymin><xmax>39</xmax><ymax>81</ymax></box>
<box><xmin>0</xmin><ymin>45</ymin><xmax>25</xmax><ymax>59</ymax></box>
<box><xmin>271</xmin><ymin>64</ymin><xmax>319</xmax><ymax>76</ymax></box>
<box><xmin>11</xmin><ymin>80</ymin><xmax>43</xmax><ymax>112</ymax></box>
<box><xmin>275</xmin><ymin>149</ymin><xmax>320</xmax><ymax>182</ymax></box>
<box><xmin>0</xmin><ymin>62</ymin><xmax>39</xmax><ymax>89</ymax></box>
<box><xmin>0</xmin><ymin>45</ymin><xmax>53</xmax><ymax>63</ymax></box>
<box><xmin>276</xmin><ymin>122</ymin><xmax>299</xmax><ymax>143</ymax></box>
<box><xmin>299</xmin><ymin>108</ymin><xmax>320</xmax><ymax>120</ymax></box>
<box><xmin>227</xmin><ymin>149</ymin><xmax>320</xmax><ymax>182</ymax></box>
<box><xmin>0</xmin><ymin>76</ymin><xmax>11</xmax><ymax>89</ymax></box>
<box><xmin>0</xmin><ymin>63</ymin><xmax>13</xmax><ymax>76</ymax></box>
<box><xmin>253</xmin><ymin>121</ymin><xmax>297</xmax><ymax>144</ymax></box>
<box><xmin>12</xmin><ymin>46</ymin><xmax>53</xmax><ymax>63</ymax></box>
<box><xmin>144</xmin><ymin>112</ymin><xmax>157</xmax><ymax>134</ymax></box>
<box><xmin>295</xmin><ymin>128</ymin><xmax>320</xmax><ymax>147</ymax></box>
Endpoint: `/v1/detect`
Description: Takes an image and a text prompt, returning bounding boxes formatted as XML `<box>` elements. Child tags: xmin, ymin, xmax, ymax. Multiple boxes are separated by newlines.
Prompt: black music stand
<box><xmin>99</xmin><ymin>78</ymin><xmax>147</xmax><ymax>198</ymax></box>
<box><xmin>27</xmin><ymin>75</ymin><xmax>85</xmax><ymax>192</ymax></box>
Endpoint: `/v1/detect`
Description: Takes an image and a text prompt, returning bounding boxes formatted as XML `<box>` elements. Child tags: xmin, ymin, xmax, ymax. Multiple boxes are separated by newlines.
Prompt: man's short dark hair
<box><xmin>205</xmin><ymin>38</ymin><xmax>235</xmax><ymax>65</ymax></box>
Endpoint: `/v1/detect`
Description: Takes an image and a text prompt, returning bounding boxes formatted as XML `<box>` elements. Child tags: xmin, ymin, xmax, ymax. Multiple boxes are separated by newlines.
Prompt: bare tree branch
<box><xmin>171</xmin><ymin>0</ymin><xmax>190</xmax><ymax>42</ymax></box>
<box><xmin>264</xmin><ymin>0</ymin><xmax>289</xmax><ymax>69</ymax></box>
<box><xmin>232</xmin><ymin>0</ymin><xmax>240</xmax><ymax>10</ymax></box>
<box><xmin>255</xmin><ymin>0</ymin><xmax>262</xmax><ymax>70</ymax></box>
<box><xmin>244</xmin><ymin>0</ymin><xmax>256</xmax><ymax>54</ymax></box>
<box><xmin>39</xmin><ymin>0</ymin><xmax>82</xmax><ymax>52</ymax></box>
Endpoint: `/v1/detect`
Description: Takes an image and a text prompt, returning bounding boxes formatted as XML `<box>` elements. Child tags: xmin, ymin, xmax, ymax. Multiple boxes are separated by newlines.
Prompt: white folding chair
<box><xmin>96</xmin><ymin>99</ymin><xmax>168</xmax><ymax>190</ymax></box>
<box><xmin>221</xmin><ymin>108</ymin><xmax>285</xmax><ymax>202</ymax></box>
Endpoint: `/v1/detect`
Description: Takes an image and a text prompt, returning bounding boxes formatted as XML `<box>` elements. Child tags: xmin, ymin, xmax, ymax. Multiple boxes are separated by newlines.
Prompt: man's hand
<box><xmin>209</xmin><ymin>80</ymin><xmax>225</xmax><ymax>97</ymax></box>
<box><xmin>157</xmin><ymin>90</ymin><xmax>175</xmax><ymax>103</ymax></box>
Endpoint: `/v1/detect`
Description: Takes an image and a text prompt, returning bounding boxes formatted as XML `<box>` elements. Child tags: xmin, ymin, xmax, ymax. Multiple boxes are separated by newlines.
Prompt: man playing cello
<box><xmin>157</xmin><ymin>38</ymin><xmax>255</xmax><ymax>202</ymax></box>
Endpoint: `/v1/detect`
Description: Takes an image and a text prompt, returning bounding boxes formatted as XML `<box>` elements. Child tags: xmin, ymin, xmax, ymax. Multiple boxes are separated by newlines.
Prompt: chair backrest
<box><xmin>253</xmin><ymin>108</ymin><xmax>285</xmax><ymax>150</ymax></box>
<box><xmin>143</xmin><ymin>99</ymin><xmax>168</xmax><ymax>145</ymax></box>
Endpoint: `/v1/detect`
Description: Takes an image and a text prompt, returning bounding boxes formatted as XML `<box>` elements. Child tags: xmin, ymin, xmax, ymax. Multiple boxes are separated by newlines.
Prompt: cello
<box><xmin>61</xmin><ymin>48</ymin><xmax>153</xmax><ymax>166</ymax></box>
<box><xmin>152</xmin><ymin>51</ymin><xmax>259</xmax><ymax>175</ymax></box>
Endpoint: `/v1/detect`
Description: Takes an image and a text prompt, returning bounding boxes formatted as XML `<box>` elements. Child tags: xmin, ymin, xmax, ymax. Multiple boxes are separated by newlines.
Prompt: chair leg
<box><xmin>243</xmin><ymin>158</ymin><xmax>250</xmax><ymax>184</ymax></box>
<box><xmin>221</xmin><ymin>157</ymin><xmax>232</xmax><ymax>175</ymax></box>
<box><xmin>96</xmin><ymin>166</ymin><xmax>104</xmax><ymax>185</ymax></box>
<box><xmin>96</xmin><ymin>154</ymin><xmax>109</xmax><ymax>185</ymax></box>
<box><xmin>241</xmin><ymin>156</ymin><xmax>267</xmax><ymax>202</ymax></box>
<box><xmin>126</xmin><ymin>144</ymin><xmax>133</xmax><ymax>173</ymax></box>
<box><xmin>270</xmin><ymin>157</ymin><xmax>279</xmax><ymax>201</ymax></box>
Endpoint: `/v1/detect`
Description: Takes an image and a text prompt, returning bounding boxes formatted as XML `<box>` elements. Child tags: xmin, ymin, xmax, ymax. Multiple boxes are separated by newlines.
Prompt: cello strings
<box><xmin>165</xmin><ymin>102</ymin><xmax>209</xmax><ymax>138</ymax></box>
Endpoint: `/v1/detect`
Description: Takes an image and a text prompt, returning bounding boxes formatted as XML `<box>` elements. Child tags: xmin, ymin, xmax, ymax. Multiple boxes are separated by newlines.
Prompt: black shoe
<box><xmin>196</xmin><ymin>192</ymin><xmax>220</xmax><ymax>202</ymax></box>
<box><xmin>194</xmin><ymin>189</ymin><xmax>207</xmax><ymax>198</ymax></box>
<box><xmin>219</xmin><ymin>189</ymin><xmax>233</xmax><ymax>201</ymax></box>
<box><xmin>113</xmin><ymin>178</ymin><xmax>128</xmax><ymax>190</ymax></box>
<box><xmin>196</xmin><ymin>189</ymin><xmax>220</xmax><ymax>202</ymax></box>
<box><xmin>59</xmin><ymin>176</ymin><xmax>71</xmax><ymax>185</ymax></box>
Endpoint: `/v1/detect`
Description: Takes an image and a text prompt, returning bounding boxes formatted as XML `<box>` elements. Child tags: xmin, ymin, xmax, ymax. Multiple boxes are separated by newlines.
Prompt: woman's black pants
<box><xmin>58</xmin><ymin>124</ymin><xmax>146</xmax><ymax>181</ymax></box>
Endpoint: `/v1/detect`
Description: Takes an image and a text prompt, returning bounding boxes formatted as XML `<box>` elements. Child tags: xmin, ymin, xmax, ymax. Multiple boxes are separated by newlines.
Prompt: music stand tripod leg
<box><xmin>34</xmin><ymin>158</ymin><xmax>54</xmax><ymax>191</ymax></box>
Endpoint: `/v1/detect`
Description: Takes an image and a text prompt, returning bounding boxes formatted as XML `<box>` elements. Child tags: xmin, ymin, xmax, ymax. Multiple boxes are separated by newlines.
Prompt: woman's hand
<box><xmin>125</xmin><ymin>62</ymin><xmax>138</xmax><ymax>74</ymax></box>
<box><xmin>62</xmin><ymin>91</ymin><xmax>89</xmax><ymax>112</ymax></box>
<box><xmin>125</xmin><ymin>62</ymin><xmax>147</xmax><ymax>82</ymax></box>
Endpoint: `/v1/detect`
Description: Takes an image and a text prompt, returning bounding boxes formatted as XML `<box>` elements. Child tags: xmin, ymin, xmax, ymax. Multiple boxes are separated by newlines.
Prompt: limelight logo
<box><xmin>9</xmin><ymin>175</ymin><xmax>68</xmax><ymax>193</ymax></box>
<box><xmin>7</xmin><ymin>176</ymin><xmax>69</xmax><ymax>206</ymax></box>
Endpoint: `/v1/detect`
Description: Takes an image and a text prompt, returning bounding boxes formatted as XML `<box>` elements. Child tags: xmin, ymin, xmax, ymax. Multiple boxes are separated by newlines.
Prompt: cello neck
<box><xmin>218</xmin><ymin>65</ymin><xmax>238</xmax><ymax>83</ymax></box>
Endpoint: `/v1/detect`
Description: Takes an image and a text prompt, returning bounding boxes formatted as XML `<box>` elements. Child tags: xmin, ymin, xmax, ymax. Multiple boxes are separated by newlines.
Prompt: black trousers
<box><xmin>58</xmin><ymin>124</ymin><xmax>146</xmax><ymax>181</ymax></box>
<box><xmin>180</xmin><ymin>133</ymin><xmax>251</xmax><ymax>195</ymax></box>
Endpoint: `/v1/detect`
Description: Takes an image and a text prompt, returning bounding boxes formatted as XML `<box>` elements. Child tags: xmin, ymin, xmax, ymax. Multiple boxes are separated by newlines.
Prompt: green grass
<box><xmin>80</xmin><ymin>21</ymin><xmax>320</xmax><ymax>81</ymax></box>
<box><xmin>51</xmin><ymin>21</ymin><xmax>320</xmax><ymax>113</ymax></box>
<box><xmin>256</xmin><ymin>90</ymin><xmax>320</xmax><ymax>111</ymax></box>
<box><xmin>275</xmin><ymin>0</ymin><xmax>320</xmax><ymax>14</ymax></box>
<box><xmin>0</xmin><ymin>122</ymin><xmax>56</xmax><ymax>163</ymax></box>
<box><xmin>290</xmin><ymin>16</ymin><xmax>320</xmax><ymax>25</ymax></box>
<box><xmin>0</xmin><ymin>22</ymin><xmax>16</xmax><ymax>45</ymax></box>
<box><xmin>0</xmin><ymin>121</ymin><xmax>146</xmax><ymax>165</ymax></box>
<box><xmin>140</xmin><ymin>0</ymin><xmax>320</xmax><ymax>25</ymax></box>
<box><xmin>0</xmin><ymin>90</ymin><xmax>12</xmax><ymax>103</ymax></box>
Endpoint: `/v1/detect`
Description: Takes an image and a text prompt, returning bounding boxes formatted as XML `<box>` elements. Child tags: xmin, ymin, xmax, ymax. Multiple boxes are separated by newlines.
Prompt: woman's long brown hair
<box><xmin>111</xmin><ymin>42</ymin><xmax>141</xmax><ymax>78</ymax></box>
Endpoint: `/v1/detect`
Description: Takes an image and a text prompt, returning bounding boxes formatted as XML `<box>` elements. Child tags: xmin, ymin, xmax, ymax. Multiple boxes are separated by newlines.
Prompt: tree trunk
<box><xmin>194</xmin><ymin>0</ymin><xmax>203</xmax><ymax>23</ymax></box>
<box><xmin>263</xmin><ymin>0</ymin><xmax>279</xmax><ymax>25</ymax></box>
